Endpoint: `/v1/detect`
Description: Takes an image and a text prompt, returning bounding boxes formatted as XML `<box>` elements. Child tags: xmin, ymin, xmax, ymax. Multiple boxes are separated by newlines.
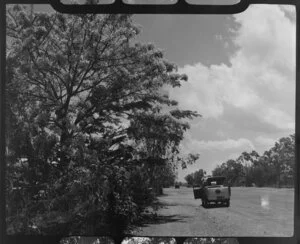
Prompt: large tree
<box><xmin>6</xmin><ymin>5</ymin><xmax>200</xmax><ymax>235</ymax></box>
<box><xmin>262</xmin><ymin>135</ymin><xmax>295</xmax><ymax>187</ymax></box>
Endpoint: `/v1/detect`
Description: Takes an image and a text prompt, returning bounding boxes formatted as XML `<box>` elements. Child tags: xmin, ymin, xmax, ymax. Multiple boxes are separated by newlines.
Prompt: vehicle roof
<box><xmin>202</xmin><ymin>176</ymin><xmax>226</xmax><ymax>181</ymax></box>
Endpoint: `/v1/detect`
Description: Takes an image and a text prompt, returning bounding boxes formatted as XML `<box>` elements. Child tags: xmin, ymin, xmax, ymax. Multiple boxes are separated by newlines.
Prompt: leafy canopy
<box><xmin>6</xmin><ymin>5</ymin><xmax>200</xmax><ymax>235</ymax></box>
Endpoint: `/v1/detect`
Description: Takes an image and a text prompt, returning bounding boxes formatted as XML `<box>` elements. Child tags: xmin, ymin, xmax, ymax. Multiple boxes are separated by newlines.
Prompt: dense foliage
<box><xmin>184</xmin><ymin>135</ymin><xmax>294</xmax><ymax>188</ymax></box>
<box><xmin>211</xmin><ymin>135</ymin><xmax>295</xmax><ymax>187</ymax></box>
<box><xmin>184</xmin><ymin>169</ymin><xmax>206</xmax><ymax>186</ymax></box>
<box><xmin>6</xmin><ymin>5</ymin><xmax>200</xmax><ymax>236</ymax></box>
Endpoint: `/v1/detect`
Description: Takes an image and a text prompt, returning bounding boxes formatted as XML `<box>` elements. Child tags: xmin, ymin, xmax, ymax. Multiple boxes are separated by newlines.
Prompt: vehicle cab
<box><xmin>193</xmin><ymin>176</ymin><xmax>231</xmax><ymax>207</ymax></box>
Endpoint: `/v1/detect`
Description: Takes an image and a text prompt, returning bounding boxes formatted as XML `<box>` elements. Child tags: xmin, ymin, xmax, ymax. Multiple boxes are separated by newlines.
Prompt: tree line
<box><xmin>6</xmin><ymin>6</ymin><xmax>200</xmax><ymax>236</ymax></box>
<box><xmin>185</xmin><ymin>134</ymin><xmax>295</xmax><ymax>188</ymax></box>
<box><xmin>184</xmin><ymin>169</ymin><xmax>206</xmax><ymax>186</ymax></box>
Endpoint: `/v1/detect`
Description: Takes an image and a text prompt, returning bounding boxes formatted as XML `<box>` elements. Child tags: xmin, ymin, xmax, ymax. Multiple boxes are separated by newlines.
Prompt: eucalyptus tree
<box><xmin>262</xmin><ymin>135</ymin><xmax>295</xmax><ymax>187</ymax></box>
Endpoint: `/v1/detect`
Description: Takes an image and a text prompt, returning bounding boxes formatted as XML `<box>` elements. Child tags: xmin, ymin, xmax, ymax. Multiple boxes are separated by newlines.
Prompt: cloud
<box><xmin>172</xmin><ymin>5</ymin><xmax>296</xmax><ymax>180</ymax></box>
<box><xmin>278</xmin><ymin>5</ymin><xmax>296</xmax><ymax>23</ymax></box>
<box><xmin>255</xmin><ymin>136</ymin><xmax>276</xmax><ymax>149</ymax></box>
<box><xmin>171</xmin><ymin>63</ymin><xmax>225</xmax><ymax>118</ymax></box>
<box><xmin>182</xmin><ymin>133</ymin><xmax>254</xmax><ymax>153</ymax></box>
<box><xmin>170</xmin><ymin>5</ymin><xmax>296</xmax><ymax>132</ymax></box>
<box><xmin>262</xmin><ymin>107</ymin><xmax>295</xmax><ymax>131</ymax></box>
<box><xmin>280</xmin><ymin>5</ymin><xmax>295</xmax><ymax>14</ymax></box>
<box><xmin>178</xmin><ymin>135</ymin><xmax>255</xmax><ymax>179</ymax></box>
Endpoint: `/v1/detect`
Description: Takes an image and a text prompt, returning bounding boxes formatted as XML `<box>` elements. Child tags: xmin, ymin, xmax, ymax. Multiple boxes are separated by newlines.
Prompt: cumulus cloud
<box><xmin>262</xmin><ymin>107</ymin><xmax>295</xmax><ymax>131</ymax></box>
<box><xmin>178</xmin><ymin>134</ymin><xmax>255</xmax><ymax>178</ymax></box>
<box><xmin>170</xmin><ymin>5</ymin><xmax>295</xmax><ymax>132</ymax></box>
<box><xmin>172</xmin><ymin>5</ymin><xmax>296</xmax><ymax>180</ymax></box>
<box><xmin>181</xmin><ymin>133</ymin><xmax>254</xmax><ymax>153</ymax></box>
<box><xmin>255</xmin><ymin>136</ymin><xmax>276</xmax><ymax>149</ymax></box>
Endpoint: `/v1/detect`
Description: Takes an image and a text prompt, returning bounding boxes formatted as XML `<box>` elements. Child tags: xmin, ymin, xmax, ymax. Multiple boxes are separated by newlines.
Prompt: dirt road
<box><xmin>133</xmin><ymin>187</ymin><xmax>294</xmax><ymax>237</ymax></box>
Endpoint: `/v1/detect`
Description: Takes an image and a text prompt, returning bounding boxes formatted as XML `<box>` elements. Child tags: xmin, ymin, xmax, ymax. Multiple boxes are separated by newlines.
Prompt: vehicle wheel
<box><xmin>225</xmin><ymin>200</ymin><xmax>230</xmax><ymax>207</ymax></box>
<box><xmin>202</xmin><ymin>199</ymin><xmax>207</xmax><ymax>208</ymax></box>
<box><xmin>205</xmin><ymin>201</ymin><xmax>209</xmax><ymax>208</ymax></box>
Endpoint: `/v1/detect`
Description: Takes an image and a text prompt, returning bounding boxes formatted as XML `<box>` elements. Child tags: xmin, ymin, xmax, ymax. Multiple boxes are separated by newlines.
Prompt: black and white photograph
<box><xmin>5</xmin><ymin>2</ymin><xmax>295</xmax><ymax>240</ymax></box>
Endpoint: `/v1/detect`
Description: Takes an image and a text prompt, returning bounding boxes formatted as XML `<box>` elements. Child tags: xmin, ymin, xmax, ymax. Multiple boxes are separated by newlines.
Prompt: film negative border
<box><xmin>0</xmin><ymin>1</ymin><xmax>299</xmax><ymax>244</ymax></box>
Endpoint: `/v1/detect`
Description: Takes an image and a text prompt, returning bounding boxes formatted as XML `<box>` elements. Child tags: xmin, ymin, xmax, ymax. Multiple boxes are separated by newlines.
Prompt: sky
<box><xmin>32</xmin><ymin>4</ymin><xmax>296</xmax><ymax>181</ymax></box>
<box><xmin>134</xmin><ymin>5</ymin><xmax>296</xmax><ymax>181</ymax></box>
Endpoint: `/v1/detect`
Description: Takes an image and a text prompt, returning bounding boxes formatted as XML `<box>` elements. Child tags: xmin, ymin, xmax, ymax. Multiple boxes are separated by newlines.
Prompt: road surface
<box><xmin>133</xmin><ymin>187</ymin><xmax>294</xmax><ymax>237</ymax></box>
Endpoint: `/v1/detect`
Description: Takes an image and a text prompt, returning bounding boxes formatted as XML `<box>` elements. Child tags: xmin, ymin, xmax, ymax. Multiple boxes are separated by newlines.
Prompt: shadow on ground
<box><xmin>132</xmin><ymin>198</ymin><xmax>190</xmax><ymax>229</ymax></box>
<box><xmin>139</xmin><ymin>214</ymin><xmax>188</xmax><ymax>226</ymax></box>
<box><xmin>202</xmin><ymin>203</ymin><xmax>230</xmax><ymax>209</ymax></box>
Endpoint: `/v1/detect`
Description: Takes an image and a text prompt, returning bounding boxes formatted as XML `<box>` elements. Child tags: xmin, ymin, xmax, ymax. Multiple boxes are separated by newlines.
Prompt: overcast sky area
<box><xmin>32</xmin><ymin>4</ymin><xmax>296</xmax><ymax>181</ymax></box>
